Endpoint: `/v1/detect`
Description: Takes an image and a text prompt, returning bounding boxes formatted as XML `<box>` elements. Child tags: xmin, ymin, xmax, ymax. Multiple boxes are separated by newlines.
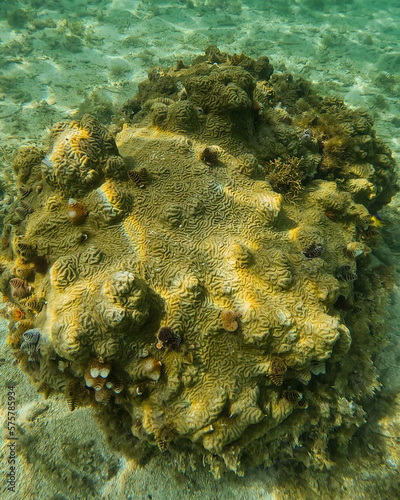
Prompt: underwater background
<box><xmin>0</xmin><ymin>1</ymin><xmax>399</xmax><ymax>499</ymax></box>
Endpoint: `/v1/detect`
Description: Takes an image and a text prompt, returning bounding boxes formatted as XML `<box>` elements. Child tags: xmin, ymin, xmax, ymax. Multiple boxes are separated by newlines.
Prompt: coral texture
<box><xmin>0</xmin><ymin>47</ymin><xmax>397</xmax><ymax>476</ymax></box>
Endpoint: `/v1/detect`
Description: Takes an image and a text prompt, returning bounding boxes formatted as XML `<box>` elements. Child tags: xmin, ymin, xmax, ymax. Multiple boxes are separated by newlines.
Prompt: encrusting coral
<box><xmin>0</xmin><ymin>46</ymin><xmax>397</xmax><ymax>477</ymax></box>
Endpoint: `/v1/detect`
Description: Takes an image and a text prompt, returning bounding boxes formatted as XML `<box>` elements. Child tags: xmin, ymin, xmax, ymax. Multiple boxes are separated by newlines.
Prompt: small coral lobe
<box><xmin>302</xmin><ymin>241</ymin><xmax>324</xmax><ymax>259</ymax></box>
<box><xmin>42</xmin><ymin>114</ymin><xmax>118</xmax><ymax>197</ymax></box>
<box><xmin>105</xmin><ymin>155</ymin><xmax>126</xmax><ymax>180</ymax></box>
<box><xmin>12</xmin><ymin>146</ymin><xmax>46</xmax><ymax>183</ymax></box>
<box><xmin>156</xmin><ymin>326</ymin><xmax>181</xmax><ymax>350</ymax></box>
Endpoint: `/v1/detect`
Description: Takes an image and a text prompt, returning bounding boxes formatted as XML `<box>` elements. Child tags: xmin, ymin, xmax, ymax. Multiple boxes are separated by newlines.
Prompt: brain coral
<box><xmin>1</xmin><ymin>46</ymin><xmax>397</xmax><ymax>476</ymax></box>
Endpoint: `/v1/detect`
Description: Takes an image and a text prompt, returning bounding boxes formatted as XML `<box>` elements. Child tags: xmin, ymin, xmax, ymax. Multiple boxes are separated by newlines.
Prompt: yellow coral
<box><xmin>1</xmin><ymin>48</ymin><xmax>397</xmax><ymax>476</ymax></box>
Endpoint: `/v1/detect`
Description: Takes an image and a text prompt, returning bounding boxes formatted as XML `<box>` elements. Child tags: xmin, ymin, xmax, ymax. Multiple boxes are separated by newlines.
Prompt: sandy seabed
<box><xmin>0</xmin><ymin>1</ymin><xmax>399</xmax><ymax>498</ymax></box>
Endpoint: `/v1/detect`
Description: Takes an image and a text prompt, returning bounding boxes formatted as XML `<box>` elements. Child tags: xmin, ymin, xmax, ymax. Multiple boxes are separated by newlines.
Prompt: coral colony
<box><xmin>0</xmin><ymin>47</ymin><xmax>397</xmax><ymax>476</ymax></box>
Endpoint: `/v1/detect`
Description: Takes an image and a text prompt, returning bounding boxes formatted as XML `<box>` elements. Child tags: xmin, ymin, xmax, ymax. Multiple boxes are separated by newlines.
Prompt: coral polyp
<box><xmin>20</xmin><ymin>328</ymin><xmax>41</xmax><ymax>361</ymax></box>
<box><xmin>0</xmin><ymin>47</ymin><xmax>397</xmax><ymax>476</ymax></box>
<box><xmin>9</xmin><ymin>278</ymin><xmax>32</xmax><ymax>299</ymax></box>
<box><xmin>128</xmin><ymin>167</ymin><xmax>149</xmax><ymax>188</ymax></box>
<box><xmin>220</xmin><ymin>309</ymin><xmax>241</xmax><ymax>332</ymax></box>
<box><xmin>200</xmin><ymin>146</ymin><xmax>220</xmax><ymax>165</ymax></box>
<box><xmin>268</xmin><ymin>357</ymin><xmax>287</xmax><ymax>386</ymax></box>
<box><xmin>302</xmin><ymin>241</ymin><xmax>324</xmax><ymax>259</ymax></box>
<box><xmin>67</xmin><ymin>199</ymin><xmax>88</xmax><ymax>224</ymax></box>
<box><xmin>156</xmin><ymin>326</ymin><xmax>181</xmax><ymax>350</ymax></box>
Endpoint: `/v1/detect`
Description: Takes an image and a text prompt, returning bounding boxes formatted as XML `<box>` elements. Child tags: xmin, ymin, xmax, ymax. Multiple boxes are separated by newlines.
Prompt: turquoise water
<box><xmin>0</xmin><ymin>1</ymin><xmax>399</xmax><ymax>499</ymax></box>
<box><xmin>0</xmin><ymin>1</ymin><xmax>399</xmax><ymax>155</ymax></box>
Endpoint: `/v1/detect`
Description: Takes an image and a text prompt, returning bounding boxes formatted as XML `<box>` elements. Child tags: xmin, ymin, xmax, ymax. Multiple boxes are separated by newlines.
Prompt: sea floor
<box><xmin>0</xmin><ymin>1</ymin><xmax>399</xmax><ymax>498</ymax></box>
